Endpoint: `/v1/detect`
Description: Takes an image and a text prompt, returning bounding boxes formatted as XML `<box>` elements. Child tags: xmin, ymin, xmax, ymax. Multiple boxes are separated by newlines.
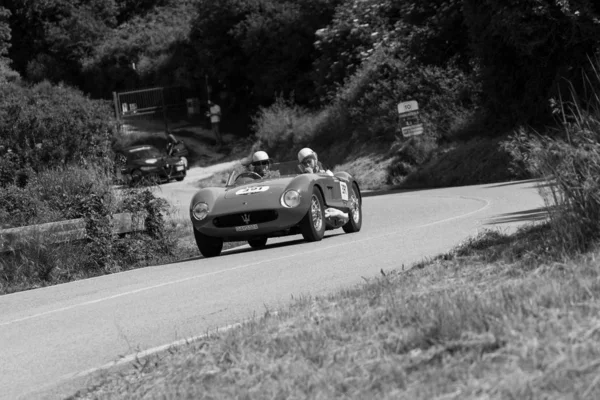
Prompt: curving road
<box><xmin>0</xmin><ymin>177</ymin><xmax>546</xmax><ymax>400</ymax></box>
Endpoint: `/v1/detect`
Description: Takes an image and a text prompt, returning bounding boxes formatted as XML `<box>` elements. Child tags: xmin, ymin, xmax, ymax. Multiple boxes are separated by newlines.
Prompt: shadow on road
<box><xmin>485</xmin><ymin>207</ymin><xmax>550</xmax><ymax>225</ymax></box>
<box><xmin>174</xmin><ymin>232</ymin><xmax>347</xmax><ymax>263</ymax></box>
<box><xmin>362</xmin><ymin>186</ymin><xmax>430</xmax><ymax>198</ymax></box>
<box><xmin>483</xmin><ymin>178</ymin><xmax>545</xmax><ymax>189</ymax></box>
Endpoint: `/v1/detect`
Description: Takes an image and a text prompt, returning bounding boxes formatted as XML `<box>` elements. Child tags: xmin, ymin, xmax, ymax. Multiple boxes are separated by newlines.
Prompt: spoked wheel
<box><xmin>193</xmin><ymin>228</ymin><xmax>223</xmax><ymax>257</ymax></box>
<box><xmin>343</xmin><ymin>182</ymin><xmax>362</xmax><ymax>233</ymax></box>
<box><xmin>300</xmin><ymin>187</ymin><xmax>326</xmax><ymax>242</ymax></box>
<box><xmin>248</xmin><ymin>238</ymin><xmax>268</xmax><ymax>248</ymax></box>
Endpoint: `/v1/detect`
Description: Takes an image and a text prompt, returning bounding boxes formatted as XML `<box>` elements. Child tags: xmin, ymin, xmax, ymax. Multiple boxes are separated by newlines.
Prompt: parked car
<box><xmin>120</xmin><ymin>145</ymin><xmax>186</xmax><ymax>184</ymax></box>
<box><xmin>189</xmin><ymin>160</ymin><xmax>362</xmax><ymax>257</ymax></box>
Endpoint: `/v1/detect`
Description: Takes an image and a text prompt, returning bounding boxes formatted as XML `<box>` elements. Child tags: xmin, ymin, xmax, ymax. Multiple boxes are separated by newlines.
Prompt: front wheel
<box><xmin>300</xmin><ymin>187</ymin><xmax>326</xmax><ymax>242</ymax></box>
<box><xmin>343</xmin><ymin>182</ymin><xmax>362</xmax><ymax>233</ymax></box>
<box><xmin>193</xmin><ymin>228</ymin><xmax>223</xmax><ymax>257</ymax></box>
<box><xmin>248</xmin><ymin>238</ymin><xmax>267</xmax><ymax>248</ymax></box>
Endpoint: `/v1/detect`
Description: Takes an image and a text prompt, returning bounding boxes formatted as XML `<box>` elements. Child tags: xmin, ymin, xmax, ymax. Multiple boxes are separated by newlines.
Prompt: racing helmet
<box><xmin>297</xmin><ymin>147</ymin><xmax>317</xmax><ymax>163</ymax></box>
<box><xmin>252</xmin><ymin>151</ymin><xmax>270</xmax><ymax>163</ymax></box>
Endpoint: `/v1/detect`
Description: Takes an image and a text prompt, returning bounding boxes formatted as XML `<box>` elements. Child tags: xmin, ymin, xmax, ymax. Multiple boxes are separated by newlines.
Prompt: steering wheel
<box><xmin>235</xmin><ymin>171</ymin><xmax>262</xmax><ymax>183</ymax></box>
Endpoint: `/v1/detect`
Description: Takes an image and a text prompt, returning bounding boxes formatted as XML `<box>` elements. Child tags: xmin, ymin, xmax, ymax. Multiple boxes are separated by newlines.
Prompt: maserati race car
<box><xmin>189</xmin><ymin>161</ymin><xmax>362</xmax><ymax>257</ymax></box>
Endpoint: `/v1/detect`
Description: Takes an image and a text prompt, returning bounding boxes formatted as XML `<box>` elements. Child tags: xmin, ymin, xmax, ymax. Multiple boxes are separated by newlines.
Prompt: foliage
<box><xmin>0</xmin><ymin>166</ymin><xmax>178</xmax><ymax>293</ymax></box>
<box><xmin>0</xmin><ymin>6</ymin><xmax>10</xmax><ymax>60</ymax></box>
<box><xmin>503</xmin><ymin>62</ymin><xmax>600</xmax><ymax>252</ymax></box>
<box><xmin>463</xmin><ymin>0</ymin><xmax>600</xmax><ymax>126</ymax></box>
<box><xmin>0</xmin><ymin>81</ymin><xmax>116</xmax><ymax>178</ymax></box>
<box><xmin>121</xmin><ymin>188</ymin><xmax>170</xmax><ymax>240</ymax></box>
<box><xmin>6</xmin><ymin>0</ymin><xmax>118</xmax><ymax>86</ymax></box>
<box><xmin>399</xmin><ymin>136</ymin><xmax>523</xmax><ymax>188</ymax></box>
<box><xmin>189</xmin><ymin>0</ymin><xmax>340</xmax><ymax>110</ymax></box>
<box><xmin>0</xmin><ymin>164</ymin><xmax>117</xmax><ymax>228</ymax></box>
<box><xmin>82</xmin><ymin>1</ymin><xmax>197</xmax><ymax>97</ymax></box>
<box><xmin>313</xmin><ymin>0</ymin><xmax>470</xmax><ymax>102</ymax></box>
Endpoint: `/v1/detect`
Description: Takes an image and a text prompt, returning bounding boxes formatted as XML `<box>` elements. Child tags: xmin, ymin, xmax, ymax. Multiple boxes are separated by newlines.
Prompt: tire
<box><xmin>343</xmin><ymin>182</ymin><xmax>362</xmax><ymax>233</ymax></box>
<box><xmin>300</xmin><ymin>187</ymin><xmax>326</xmax><ymax>242</ymax></box>
<box><xmin>175</xmin><ymin>171</ymin><xmax>186</xmax><ymax>182</ymax></box>
<box><xmin>193</xmin><ymin>228</ymin><xmax>223</xmax><ymax>257</ymax></box>
<box><xmin>248</xmin><ymin>238</ymin><xmax>267</xmax><ymax>248</ymax></box>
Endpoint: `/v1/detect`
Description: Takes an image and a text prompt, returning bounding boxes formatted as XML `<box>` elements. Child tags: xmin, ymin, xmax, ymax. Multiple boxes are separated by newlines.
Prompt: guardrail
<box><xmin>0</xmin><ymin>213</ymin><xmax>145</xmax><ymax>253</ymax></box>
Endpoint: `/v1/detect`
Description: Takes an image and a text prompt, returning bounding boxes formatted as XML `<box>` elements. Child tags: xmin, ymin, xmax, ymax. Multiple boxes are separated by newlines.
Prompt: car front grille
<box><xmin>213</xmin><ymin>210</ymin><xmax>278</xmax><ymax>228</ymax></box>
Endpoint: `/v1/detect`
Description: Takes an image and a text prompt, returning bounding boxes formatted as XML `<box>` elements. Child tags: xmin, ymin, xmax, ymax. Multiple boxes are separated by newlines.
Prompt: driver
<box><xmin>297</xmin><ymin>148</ymin><xmax>333</xmax><ymax>176</ymax></box>
<box><xmin>249</xmin><ymin>150</ymin><xmax>273</xmax><ymax>178</ymax></box>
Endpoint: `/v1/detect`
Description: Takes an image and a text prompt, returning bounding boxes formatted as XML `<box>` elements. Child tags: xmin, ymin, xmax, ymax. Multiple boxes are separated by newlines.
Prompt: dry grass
<box><xmin>71</xmin><ymin>224</ymin><xmax>600</xmax><ymax>399</ymax></box>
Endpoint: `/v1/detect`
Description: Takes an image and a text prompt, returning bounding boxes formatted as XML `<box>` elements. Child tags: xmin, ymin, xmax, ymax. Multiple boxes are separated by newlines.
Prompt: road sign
<box><xmin>397</xmin><ymin>100</ymin><xmax>424</xmax><ymax>137</ymax></box>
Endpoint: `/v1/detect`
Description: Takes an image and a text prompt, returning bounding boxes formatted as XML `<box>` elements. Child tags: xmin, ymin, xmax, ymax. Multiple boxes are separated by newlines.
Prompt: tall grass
<box><xmin>72</xmin><ymin>226</ymin><xmax>600</xmax><ymax>399</ymax></box>
<box><xmin>504</xmin><ymin>61</ymin><xmax>600</xmax><ymax>252</ymax></box>
<box><xmin>0</xmin><ymin>164</ymin><xmax>116</xmax><ymax>228</ymax></box>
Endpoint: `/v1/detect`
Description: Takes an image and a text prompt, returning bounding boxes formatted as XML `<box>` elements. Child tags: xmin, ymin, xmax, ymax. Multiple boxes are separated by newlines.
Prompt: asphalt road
<box><xmin>0</xmin><ymin>177</ymin><xmax>546</xmax><ymax>400</ymax></box>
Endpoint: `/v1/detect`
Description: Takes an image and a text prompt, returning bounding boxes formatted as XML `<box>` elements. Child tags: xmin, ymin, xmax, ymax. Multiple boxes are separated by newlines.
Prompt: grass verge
<box><xmin>70</xmin><ymin>222</ymin><xmax>600</xmax><ymax>399</ymax></box>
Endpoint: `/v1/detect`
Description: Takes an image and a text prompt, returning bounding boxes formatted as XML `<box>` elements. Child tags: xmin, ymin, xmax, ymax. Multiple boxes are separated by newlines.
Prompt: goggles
<box><xmin>252</xmin><ymin>160</ymin><xmax>270</xmax><ymax>167</ymax></box>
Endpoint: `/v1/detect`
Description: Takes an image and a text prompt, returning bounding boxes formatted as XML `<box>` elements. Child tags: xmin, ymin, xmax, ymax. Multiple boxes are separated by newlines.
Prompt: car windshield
<box><xmin>127</xmin><ymin>146</ymin><xmax>162</xmax><ymax>160</ymax></box>
<box><xmin>226</xmin><ymin>161</ymin><xmax>303</xmax><ymax>187</ymax></box>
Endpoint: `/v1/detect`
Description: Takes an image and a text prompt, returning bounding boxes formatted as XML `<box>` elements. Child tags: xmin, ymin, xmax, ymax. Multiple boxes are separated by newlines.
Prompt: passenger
<box><xmin>249</xmin><ymin>150</ymin><xmax>273</xmax><ymax>178</ymax></box>
<box><xmin>297</xmin><ymin>147</ymin><xmax>333</xmax><ymax>176</ymax></box>
<box><xmin>297</xmin><ymin>147</ymin><xmax>347</xmax><ymax>227</ymax></box>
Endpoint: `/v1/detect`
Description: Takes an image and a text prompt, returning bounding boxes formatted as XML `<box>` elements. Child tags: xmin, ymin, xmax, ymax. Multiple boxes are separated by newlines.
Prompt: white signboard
<box><xmin>397</xmin><ymin>100</ymin><xmax>424</xmax><ymax>137</ymax></box>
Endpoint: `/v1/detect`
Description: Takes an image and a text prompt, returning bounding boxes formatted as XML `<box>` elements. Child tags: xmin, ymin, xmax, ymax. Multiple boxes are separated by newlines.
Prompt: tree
<box><xmin>6</xmin><ymin>0</ymin><xmax>118</xmax><ymax>86</ymax></box>
<box><xmin>188</xmin><ymin>0</ymin><xmax>340</xmax><ymax>112</ymax></box>
<box><xmin>464</xmin><ymin>0</ymin><xmax>600</xmax><ymax>125</ymax></box>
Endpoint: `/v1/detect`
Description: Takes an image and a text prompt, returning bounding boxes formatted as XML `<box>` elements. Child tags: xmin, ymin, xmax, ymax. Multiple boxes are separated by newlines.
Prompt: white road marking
<box><xmin>1</xmin><ymin>195</ymin><xmax>490</xmax><ymax>328</ymax></box>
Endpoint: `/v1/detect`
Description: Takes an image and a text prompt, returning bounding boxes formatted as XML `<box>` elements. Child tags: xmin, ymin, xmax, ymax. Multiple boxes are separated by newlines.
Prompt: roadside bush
<box><xmin>0</xmin><ymin>185</ymin><xmax>177</xmax><ymax>294</ymax></box>
<box><xmin>0</xmin><ymin>164</ymin><xmax>116</xmax><ymax>228</ymax></box>
<box><xmin>504</xmin><ymin>66</ymin><xmax>600</xmax><ymax>252</ymax></box>
<box><xmin>0</xmin><ymin>80</ymin><xmax>117</xmax><ymax>173</ymax></box>
<box><xmin>399</xmin><ymin>136</ymin><xmax>521</xmax><ymax>188</ymax></box>
<box><xmin>252</xmin><ymin>47</ymin><xmax>478</xmax><ymax>170</ymax></box>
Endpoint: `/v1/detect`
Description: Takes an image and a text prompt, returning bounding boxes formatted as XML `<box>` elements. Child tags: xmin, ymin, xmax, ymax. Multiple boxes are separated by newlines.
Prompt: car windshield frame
<box><xmin>225</xmin><ymin>161</ymin><xmax>303</xmax><ymax>187</ymax></box>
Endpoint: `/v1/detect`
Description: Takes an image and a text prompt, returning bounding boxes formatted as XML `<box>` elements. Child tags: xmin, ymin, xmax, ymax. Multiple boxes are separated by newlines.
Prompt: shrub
<box><xmin>0</xmin><ymin>81</ymin><xmax>117</xmax><ymax>173</ymax></box>
<box><xmin>503</xmin><ymin>63</ymin><xmax>600</xmax><ymax>252</ymax></box>
<box><xmin>0</xmin><ymin>164</ymin><xmax>117</xmax><ymax>228</ymax></box>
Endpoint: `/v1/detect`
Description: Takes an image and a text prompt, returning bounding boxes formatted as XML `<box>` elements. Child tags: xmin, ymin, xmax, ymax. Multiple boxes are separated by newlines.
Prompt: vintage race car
<box><xmin>189</xmin><ymin>161</ymin><xmax>362</xmax><ymax>257</ymax></box>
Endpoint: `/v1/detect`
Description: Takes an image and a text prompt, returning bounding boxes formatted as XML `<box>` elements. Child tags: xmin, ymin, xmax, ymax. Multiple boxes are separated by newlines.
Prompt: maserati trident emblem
<box><xmin>241</xmin><ymin>213</ymin><xmax>251</xmax><ymax>225</ymax></box>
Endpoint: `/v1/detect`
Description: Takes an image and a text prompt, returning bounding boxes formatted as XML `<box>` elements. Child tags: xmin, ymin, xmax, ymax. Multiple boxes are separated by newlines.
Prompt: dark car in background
<box><xmin>119</xmin><ymin>145</ymin><xmax>186</xmax><ymax>184</ymax></box>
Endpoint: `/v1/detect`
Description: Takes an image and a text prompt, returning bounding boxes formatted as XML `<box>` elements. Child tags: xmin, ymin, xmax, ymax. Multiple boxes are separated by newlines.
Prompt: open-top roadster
<box><xmin>189</xmin><ymin>161</ymin><xmax>362</xmax><ymax>257</ymax></box>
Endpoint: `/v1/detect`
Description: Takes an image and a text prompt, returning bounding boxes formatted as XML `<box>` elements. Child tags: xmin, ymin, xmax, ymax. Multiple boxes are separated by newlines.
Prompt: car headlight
<box><xmin>281</xmin><ymin>190</ymin><xmax>301</xmax><ymax>208</ymax></box>
<box><xmin>145</xmin><ymin>158</ymin><xmax>158</xmax><ymax>164</ymax></box>
<box><xmin>192</xmin><ymin>202</ymin><xmax>209</xmax><ymax>220</ymax></box>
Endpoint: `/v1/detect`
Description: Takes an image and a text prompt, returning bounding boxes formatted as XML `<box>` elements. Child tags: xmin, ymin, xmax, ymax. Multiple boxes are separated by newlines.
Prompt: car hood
<box><xmin>223</xmin><ymin>177</ymin><xmax>295</xmax><ymax>200</ymax></box>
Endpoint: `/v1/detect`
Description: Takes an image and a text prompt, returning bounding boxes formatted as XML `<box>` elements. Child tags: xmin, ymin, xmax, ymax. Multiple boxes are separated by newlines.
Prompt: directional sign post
<box><xmin>397</xmin><ymin>100</ymin><xmax>424</xmax><ymax>137</ymax></box>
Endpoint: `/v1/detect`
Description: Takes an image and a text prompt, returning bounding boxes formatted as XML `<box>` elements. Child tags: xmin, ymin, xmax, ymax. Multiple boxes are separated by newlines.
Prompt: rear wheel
<box><xmin>248</xmin><ymin>238</ymin><xmax>268</xmax><ymax>248</ymax></box>
<box><xmin>343</xmin><ymin>182</ymin><xmax>362</xmax><ymax>233</ymax></box>
<box><xmin>193</xmin><ymin>228</ymin><xmax>223</xmax><ymax>257</ymax></box>
<box><xmin>300</xmin><ymin>188</ymin><xmax>326</xmax><ymax>242</ymax></box>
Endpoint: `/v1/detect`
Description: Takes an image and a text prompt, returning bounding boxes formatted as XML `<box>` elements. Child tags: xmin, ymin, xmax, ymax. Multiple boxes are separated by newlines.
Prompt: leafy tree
<box><xmin>82</xmin><ymin>1</ymin><xmax>196</xmax><ymax>97</ymax></box>
<box><xmin>0</xmin><ymin>6</ymin><xmax>19</xmax><ymax>83</ymax></box>
<box><xmin>188</xmin><ymin>0</ymin><xmax>340</xmax><ymax>112</ymax></box>
<box><xmin>6</xmin><ymin>0</ymin><xmax>118</xmax><ymax>86</ymax></box>
<box><xmin>0</xmin><ymin>81</ymin><xmax>116</xmax><ymax>175</ymax></box>
<box><xmin>463</xmin><ymin>0</ymin><xmax>600</xmax><ymax>125</ymax></box>
<box><xmin>0</xmin><ymin>6</ymin><xmax>10</xmax><ymax>60</ymax></box>
<box><xmin>115</xmin><ymin>0</ymin><xmax>170</xmax><ymax>23</ymax></box>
